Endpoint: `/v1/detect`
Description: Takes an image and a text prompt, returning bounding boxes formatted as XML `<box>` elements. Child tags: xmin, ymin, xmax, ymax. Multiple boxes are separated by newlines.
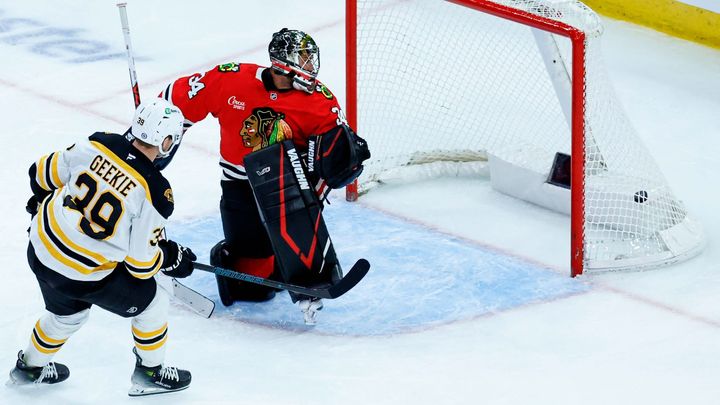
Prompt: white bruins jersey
<box><xmin>29</xmin><ymin>132</ymin><xmax>174</xmax><ymax>282</ymax></box>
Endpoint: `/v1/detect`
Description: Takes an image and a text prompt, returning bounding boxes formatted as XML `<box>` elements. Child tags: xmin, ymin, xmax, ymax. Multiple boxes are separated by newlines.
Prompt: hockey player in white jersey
<box><xmin>9</xmin><ymin>98</ymin><xmax>196</xmax><ymax>396</ymax></box>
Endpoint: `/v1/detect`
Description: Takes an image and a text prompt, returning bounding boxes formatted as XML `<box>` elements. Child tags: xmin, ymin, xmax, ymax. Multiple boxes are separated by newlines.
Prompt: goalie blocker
<box><xmin>244</xmin><ymin>140</ymin><xmax>344</xmax><ymax>301</ymax></box>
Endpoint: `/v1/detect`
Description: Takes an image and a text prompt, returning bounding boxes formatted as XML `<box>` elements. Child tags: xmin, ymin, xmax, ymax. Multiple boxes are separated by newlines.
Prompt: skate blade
<box><xmin>128</xmin><ymin>382</ymin><xmax>189</xmax><ymax>397</ymax></box>
<box><xmin>7</xmin><ymin>370</ymin><xmax>31</xmax><ymax>386</ymax></box>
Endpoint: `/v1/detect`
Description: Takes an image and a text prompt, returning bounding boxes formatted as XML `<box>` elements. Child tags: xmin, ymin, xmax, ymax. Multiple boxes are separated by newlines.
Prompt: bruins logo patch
<box><xmin>164</xmin><ymin>188</ymin><xmax>174</xmax><ymax>203</ymax></box>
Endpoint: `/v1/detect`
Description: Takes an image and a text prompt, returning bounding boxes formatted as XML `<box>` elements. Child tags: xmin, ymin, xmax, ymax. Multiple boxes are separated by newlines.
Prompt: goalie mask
<box><xmin>131</xmin><ymin>98</ymin><xmax>184</xmax><ymax>158</ymax></box>
<box><xmin>269</xmin><ymin>28</ymin><xmax>320</xmax><ymax>94</ymax></box>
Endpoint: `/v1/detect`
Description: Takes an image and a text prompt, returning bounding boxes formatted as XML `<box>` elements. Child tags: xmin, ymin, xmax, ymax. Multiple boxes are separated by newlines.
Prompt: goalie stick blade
<box><xmin>171</xmin><ymin>278</ymin><xmax>215</xmax><ymax>318</ymax></box>
<box><xmin>194</xmin><ymin>259</ymin><xmax>370</xmax><ymax>300</ymax></box>
<box><xmin>327</xmin><ymin>258</ymin><xmax>370</xmax><ymax>298</ymax></box>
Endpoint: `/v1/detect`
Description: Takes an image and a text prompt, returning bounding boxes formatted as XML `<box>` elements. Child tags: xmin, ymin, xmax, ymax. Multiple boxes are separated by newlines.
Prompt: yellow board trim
<box><xmin>90</xmin><ymin>141</ymin><xmax>152</xmax><ymax>203</ymax></box>
<box><xmin>34</xmin><ymin>321</ymin><xmax>68</xmax><ymax>345</ymax></box>
<box><xmin>584</xmin><ymin>0</ymin><xmax>720</xmax><ymax>49</ymax></box>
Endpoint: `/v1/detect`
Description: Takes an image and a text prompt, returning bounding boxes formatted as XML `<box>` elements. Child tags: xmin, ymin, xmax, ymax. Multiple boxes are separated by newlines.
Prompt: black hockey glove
<box><xmin>307</xmin><ymin>124</ymin><xmax>370</xmax><ymax>189</ymax></box>
<box><xmin>158</xmin><ymin>239</ymin><xmax>196</xmax><ymax>278</ymax></box>
<box><xmin>26</xmin><ymin>195</ymin><xmax>40</xmax><ymax>217</ymax></box>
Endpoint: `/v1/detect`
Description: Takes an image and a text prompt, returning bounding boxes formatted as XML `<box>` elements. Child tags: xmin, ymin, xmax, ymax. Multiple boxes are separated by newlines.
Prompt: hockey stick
<box><xmin>155</xmin><ymin>276</ymin><xmax>215</xmax><ymax>318</ymax></box>
<box><xmin>117</xmin><ymin>2</ymin><xmax>141</xmax><ymax>107</ymax></box>
<box><xmin>194</xmin><ymin>259</ymin><xmax>370</xmax><ymax>299</ymax></box>
<box><xmin>170</xmin><ymin>278</ymin><xmax>215</xmax><ymax>318</ymax></box>
<box><xmin>114</xmin><ymin>4</ymin><xmax>216</xmax><ymax>317</ymax></box>
<box><xmin>115</xmin><ymin>4</ymin><xmax>215</xmax><ymax>318</ymax></box>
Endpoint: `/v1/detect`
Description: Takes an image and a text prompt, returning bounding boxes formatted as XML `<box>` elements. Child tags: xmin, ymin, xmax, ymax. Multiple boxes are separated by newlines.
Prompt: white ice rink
<box><xmin>1</xmin><ymin>1</ymin><xmax>720</xmax><ymax>404</ymax></box>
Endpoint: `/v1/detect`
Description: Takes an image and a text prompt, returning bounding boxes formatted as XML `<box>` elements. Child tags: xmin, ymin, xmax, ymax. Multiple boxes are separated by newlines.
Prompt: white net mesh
<box><xmin>352</xmin><ymin>0</ymin><xmax>704</xmax><ymax>271</ymax></box>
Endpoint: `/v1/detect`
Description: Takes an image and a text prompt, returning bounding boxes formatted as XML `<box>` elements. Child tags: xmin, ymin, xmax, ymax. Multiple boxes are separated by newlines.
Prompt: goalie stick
<box><xmin>195</xmin><ymin>259</ymin><xmax>370</xmax><ymax>299</ymax></box>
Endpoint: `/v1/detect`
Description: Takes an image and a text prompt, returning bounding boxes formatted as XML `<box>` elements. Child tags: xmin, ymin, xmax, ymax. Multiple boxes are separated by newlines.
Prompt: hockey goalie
<box><xmin>152</xmin><ymin>28</ymin><xmax>370</xmax><ymax>324</ymax></box>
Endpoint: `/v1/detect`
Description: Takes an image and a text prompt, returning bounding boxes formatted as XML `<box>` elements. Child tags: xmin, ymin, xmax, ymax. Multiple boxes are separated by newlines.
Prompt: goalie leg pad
<box><xmin>244</xmin><ymin>140</ymin><xmax>340</xmax><ymax>290</ymax></box>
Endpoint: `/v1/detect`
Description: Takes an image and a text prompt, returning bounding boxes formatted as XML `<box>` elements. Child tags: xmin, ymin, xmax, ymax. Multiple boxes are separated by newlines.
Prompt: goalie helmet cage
<box><xmin>344</xmin><ymin>0</ymin><xmax>705</xmax><ymax>276</ymax></box>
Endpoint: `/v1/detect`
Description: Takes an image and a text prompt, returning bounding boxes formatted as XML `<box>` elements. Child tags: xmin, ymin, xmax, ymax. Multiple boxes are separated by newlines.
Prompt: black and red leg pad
<box><xmin>244</xmin><ymin>140</ymin><xmax>341</xmax><ymax>289</ymax></box>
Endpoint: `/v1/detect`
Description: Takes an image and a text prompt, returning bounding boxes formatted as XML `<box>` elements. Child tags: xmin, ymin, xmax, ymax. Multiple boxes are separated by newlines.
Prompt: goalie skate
<box><xmin>298</xmin><ymin>297</ymin><xmax>324</xmax><ymax>325</ymax></box>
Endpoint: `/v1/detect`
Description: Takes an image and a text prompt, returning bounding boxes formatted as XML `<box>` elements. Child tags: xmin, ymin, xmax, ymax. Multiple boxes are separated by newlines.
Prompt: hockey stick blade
<box><xmin>326</xmin><ymin>259</ymin><xmax>370</xmax><ymax>298</ymax></box>
<box><xmin>156</xmin><ymin>276</ymin><xmax>215</xmax><ymax>318</ymax></box>
<box><xmin>171</xmin><ymin>278</ymin><xmax>215</xmax><ymax>318</ymax></box>
<box><xmin>194</xmin><ymin>259</ymin><xmax>370</xmax><ymax>299</ymax></box>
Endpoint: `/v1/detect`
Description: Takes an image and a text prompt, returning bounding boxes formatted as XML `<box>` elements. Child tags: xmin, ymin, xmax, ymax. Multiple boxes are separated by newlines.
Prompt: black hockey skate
<box><xmin>128</xmin><ymin>348</ymin><xmax>191</xmax><ymax>397</ymax></box>
<box><xmin>8</xmin><ymin>350</ymin><xmax>69</xmax><ymax>385</ymax></box>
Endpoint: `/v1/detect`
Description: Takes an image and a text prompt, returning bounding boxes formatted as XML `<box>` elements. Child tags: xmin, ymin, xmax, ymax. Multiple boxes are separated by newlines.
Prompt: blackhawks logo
<box><xmin>240</xmin><ymin>107</ymin><xmax>293</xmax><ymax>151</ymax></box>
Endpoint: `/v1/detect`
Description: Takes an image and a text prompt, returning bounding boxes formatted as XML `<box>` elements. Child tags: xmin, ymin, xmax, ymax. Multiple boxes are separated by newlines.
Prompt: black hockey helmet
<box><xmin>268</xmin><ymin>28</ymin><xmax>320</xmax><ymax>94</ymax></box>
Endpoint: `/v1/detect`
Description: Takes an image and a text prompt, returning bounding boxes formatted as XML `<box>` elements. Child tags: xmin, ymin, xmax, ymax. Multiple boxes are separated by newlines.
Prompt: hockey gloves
<box><xmin>307</xmin><ymin>124</ymin><xmax>370</xmax><ymax>189</ymax></box>
<box><xmin>25</xmin><ymin>195</ymin><xmax>40</xmax><ymax>217</ymax></box>
<box><xmin>158</xmin><ymin>239</ymin><xmax>196</xmax><ymax>278</ymax></box>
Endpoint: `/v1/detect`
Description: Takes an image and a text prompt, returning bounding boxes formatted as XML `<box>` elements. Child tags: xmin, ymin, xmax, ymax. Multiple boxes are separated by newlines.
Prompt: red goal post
<box><xmin>344</xmin><ymin>0</ymin><xmax>704</xmax><ymax>276</ymax></box>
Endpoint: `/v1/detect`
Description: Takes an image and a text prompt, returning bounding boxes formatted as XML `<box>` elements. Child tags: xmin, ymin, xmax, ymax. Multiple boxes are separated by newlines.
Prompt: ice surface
<box><xmin>1</xmin><ymin>1</ymin><xmax>719</xmax><ymax>404</ymax></box>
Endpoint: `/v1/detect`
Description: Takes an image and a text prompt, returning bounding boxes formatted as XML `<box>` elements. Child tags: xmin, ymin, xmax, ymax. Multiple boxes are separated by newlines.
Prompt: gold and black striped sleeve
<box><xmin>29</xmin><ymin>152</ymin><xmax>64</xmax><ymax>198</ymax></box>
<box><xmin>124</xmin><ymin>249</ymin><xmax>164</xmax><ymax>279</ymax></box>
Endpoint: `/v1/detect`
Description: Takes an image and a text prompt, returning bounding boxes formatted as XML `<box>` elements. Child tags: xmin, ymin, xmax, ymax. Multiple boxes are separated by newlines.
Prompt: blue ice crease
<box><xmin>168</xmin><ymin>201</ymin><xmax>589</xmax><ymax>336</ymax></box>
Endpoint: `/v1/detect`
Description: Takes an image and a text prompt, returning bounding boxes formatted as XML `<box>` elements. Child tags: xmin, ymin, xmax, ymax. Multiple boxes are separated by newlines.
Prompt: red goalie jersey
<box><xmin>161</xmin><ymin>62</ymin><xmax>346</xmax><ymax>182</ymax></box>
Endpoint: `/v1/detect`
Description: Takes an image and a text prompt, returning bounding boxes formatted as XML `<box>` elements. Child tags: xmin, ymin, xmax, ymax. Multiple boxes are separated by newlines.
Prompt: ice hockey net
<box><xmin>345</xmin><ymin>0</ymin><xmax>704</xmax><ymax>276</ymax></box>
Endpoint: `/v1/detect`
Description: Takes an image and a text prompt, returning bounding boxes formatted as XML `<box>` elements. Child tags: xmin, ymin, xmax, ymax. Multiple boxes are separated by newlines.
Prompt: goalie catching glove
<box><xmin>307</xmin><ymin>124</ymin><xmax>370</xmax><ymax>189</ymax></box>
<box><xmin>158</xmin><ymin>239</ymin><xmax>196</xmax><ymax>278</ymax></box>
